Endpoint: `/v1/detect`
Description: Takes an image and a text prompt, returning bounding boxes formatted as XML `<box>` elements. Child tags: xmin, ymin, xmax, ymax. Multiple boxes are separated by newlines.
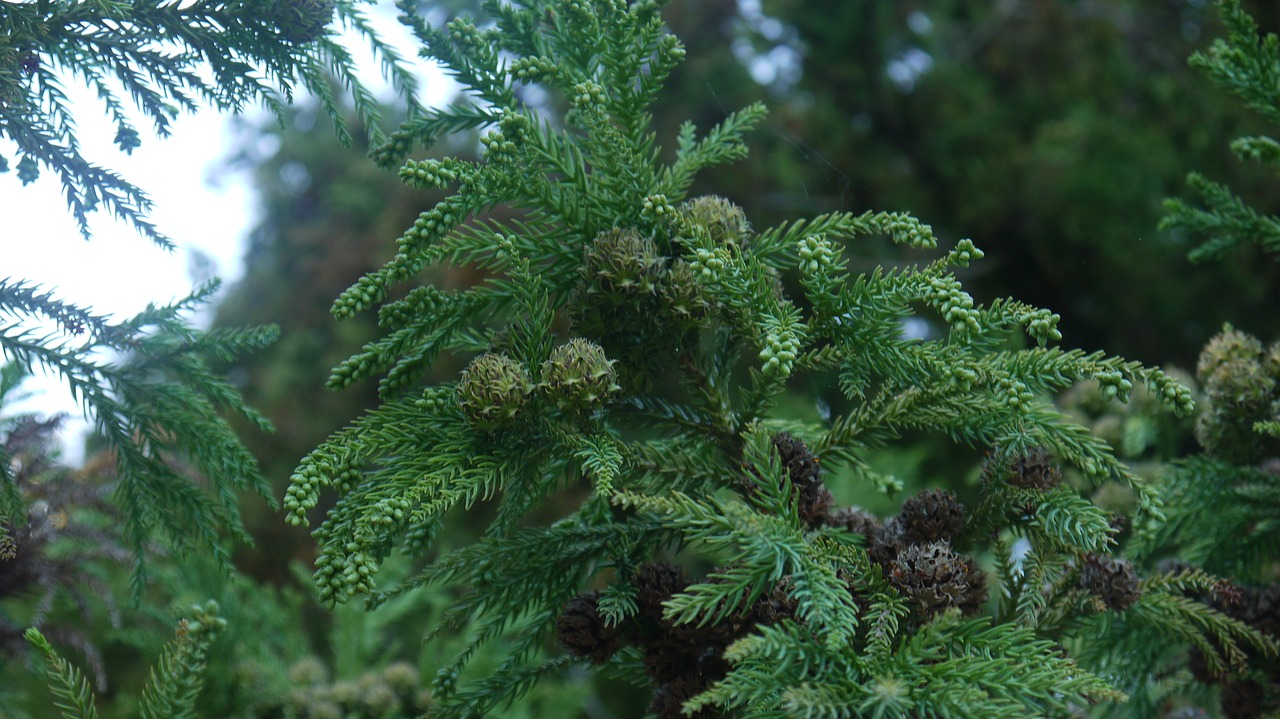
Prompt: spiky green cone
<box><xmin>541</xmin><ymin>339</ymin><xmax>620</xmax><ymax>413</ymax></box>
<box><xmin>659</xmin><ymin>259</ymin><xmax>712</xmax><ymax>327</ymax></box>
<box><xmin>582</xmin><ymin>227</ymin><xmax>664</xmax><ymax>299</ymax></box>
<box><xmin>1195</xmin><ymin>326</ymin><xmax>1279</xmax><ymax>462</ymax></box>
<box><xmin>456</xmin><ymin>353</ymin><xmax>532</xmax><ymax>431</ymax></box>
<box><xmin>676</xmin><ymin>195</ymin><xmax>751</xmax><ymax>247</ymax></box>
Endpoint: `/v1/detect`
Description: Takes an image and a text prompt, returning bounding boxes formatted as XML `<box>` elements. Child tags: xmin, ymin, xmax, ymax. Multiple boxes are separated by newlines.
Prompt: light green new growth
<box><xmin>138</xmin><ymin>602</ymin><xmax>228</xmax><ymax>719</ymax></box>
<box><xmin>1148</xmin><ymin>13</ymin><xmax>1280</xmax><ymax>702</ymax></box>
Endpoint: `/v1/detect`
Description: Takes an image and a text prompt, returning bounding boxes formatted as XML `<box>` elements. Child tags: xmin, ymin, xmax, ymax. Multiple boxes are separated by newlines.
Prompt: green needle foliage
<box><xmin>1161</xmin><ymin>0</ymin><xmax>1280</xmax><ymax>263</ymax></box>
<box><xmin>1145</xmin><ymin>7</ymin><xmax>1280</xmax><ymax>682</ymax></box>
<box><xmin>0</xmin><ymin>0</ymin><xmax>418</xmax><ymax>246</ymax></box>
<box><xmin>25</xmin><ymin>626</ymin><xmax>101</xmax><ymax>719</ymax></box>
<box><xmin>1</xmin><ymin>2</ymin><xmax>421</xmax><ymax>714</ymax></box>
<box><xmin>24</xmin><ymin>602</ymin><xmax>226</xmax><ymax>719</ymax></box>
<box><xmin>0</xmin><ymin>280</ymin><xmax>278</xmax><ymax>594</ymax></box>
<box><xmin>1</xmin><ymin>0</ymin><xmax>420</xmax><ymax>595</ymax></box>
<box><xmin>283</xmin><ymin>1</ymin><xmax>1267</xmax><ymax>716</ymax></box>
<box><xmin>136</xmin><ymin>602</ymin><xmax>228</xmax><ymax>719</ymax></box>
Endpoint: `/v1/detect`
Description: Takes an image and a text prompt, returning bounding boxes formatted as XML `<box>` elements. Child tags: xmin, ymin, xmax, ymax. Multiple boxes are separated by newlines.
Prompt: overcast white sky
<box><xmin>0</xmin><ymin>5</ymin><xmax>451</xmax><ymax>458</ymax></box>
<box><xmin>1</xmin><ymin>101</ymin><xmax>258</xmax><ymax>436</ymax></box>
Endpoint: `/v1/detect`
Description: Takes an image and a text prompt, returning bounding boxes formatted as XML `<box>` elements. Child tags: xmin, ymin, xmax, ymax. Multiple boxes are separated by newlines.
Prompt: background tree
<box><xmin>0</xmin><ymin>1</ymin><xmax>421</xmax><ymax>715</ymax></box>
<box><xmin>653</xmin><ymin>0</ymin><xmax>1280</xmax><ymax>367</ymax></box>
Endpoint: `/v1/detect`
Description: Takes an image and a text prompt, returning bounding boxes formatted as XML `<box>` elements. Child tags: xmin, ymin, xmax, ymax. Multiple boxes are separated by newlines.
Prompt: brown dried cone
<box><xmin>897</xmin><ymin>489</ymin><xmax>967</xmax><ymax>545</ymax></box>
<box><xmin>1008</xmin><ymin>448</ymin><xmax>1063</xmax><ymax>490</ymax></box>
<box><xmin>649</xmin><ymin>673</ymin><xmax>720</xmax><ymax>719</ymax></box>
<box><xmin>747</xmin><ymin>577</ymin><xmax>798</xmax><ymax>629</ymax></box>
<box><xmin>1107</xmin><ymin>513</ymin><xmax>1130</xmax><ymax>543</ymax></box>
<box><xmin>641</xmin><ymin>639</ymin><xmax>700</xmax><ymax>682</ymax></box>
<box><xmin>630</xmin><ymin>564</ymin><xmax>711</xmax><ymax>677</ymax></box>
<box><xmin>555</xmin><ymin>591</ymin><xmax>622</xmax><ymax>664</ymax></box>
<box><xmin>826</xmin><ymin>506</ymin><xmax>883</xmax><ymax>539</ymax></box>
<box><xmin>887</xmin><ymin>541</ymin><xmax>988</xmax><ymax>619</ymax></box>
<box><xmin>1188</xmin><ymin>646</ymin><xmax>1229</xmax><ymax>685</ymax></box>
<box><xmin>1214</xmin><ymin>583</ymin><xmax>1280</xmax><ymax>638</ymax></box>
<box><xmin>1220</xmin><ymin>678</ymin><xmax>1266</xmax><ymax>719</ymax></box>
<box><xmin>0</xmin><ymin>525</ymin><xmax>42</xmax><ymax>600</ymax></box>
<box><xmin>1212</xmin><ymin>578</ymin><xmax>1244</xmax><ymax>609</ymax></box>
<box><xmin>633</xmin><ymin>561</ymin><xmax>691</xmax><ymax>623</ymax></box>
<box><xmin>869</xmin><ymin>517</ymin><xmax>907</xmax><ymax>568</ymax></box>
<box><xmin>1078</xmin><ymin>554</ymin><xmax>1143</xmax><ymax>611</ymax></box>
<box><xmin>770</xmin><ymin>432</ymin><xmax>834</xmax><ymax>526</ymax></box>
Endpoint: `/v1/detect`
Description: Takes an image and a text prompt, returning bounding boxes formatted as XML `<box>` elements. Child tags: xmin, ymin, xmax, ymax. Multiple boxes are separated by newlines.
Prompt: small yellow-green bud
<box><xmin>382</xmin><ymin>661</ymin><xmax>418</xmax><ymax>692</ymax></box>
<box><xmin>362</xmin><ymin>681</ymin><xmax>399</xmax><ymax>716</ymax></box>
<box><xmin>797</xmin><ymin>234</ymin><xmax>837</xmax><ymax>274</ymax></box>
<box><xmin>288</xmin><ymin>656</ymin><xmax>330</xmax><ymax>686</ymax></box>
<box><xmin>949</xmin><ymin>238</ymin><xmax>985</xmax><ymax>266</ymax></box>
<box><xmin>1264</xmin><ymin>340</ymin><xmax>1280</xmax><ymax>380</ymax></box>
<box><xmin>641</xmin><ymin>194</ymin><xmax>672</xmax><ymax>222</ymax></box>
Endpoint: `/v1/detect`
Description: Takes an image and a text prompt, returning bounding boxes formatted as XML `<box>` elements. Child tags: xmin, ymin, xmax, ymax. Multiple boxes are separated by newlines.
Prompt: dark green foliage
<box><xmin>705</xmin><ymin>0</ymin><xmax>1280</xmax><ymax>367</ymax></box>
<box><xmin>136</xmin><ymin>602</ymin><xmax>227</xmax><ymax>719</ymax></box>
<box><xmin>1135</xmin><ymin>323</ymin><xmax>1280</xmax><ymax>595</ymax></box>
<box><xmin>282</xmin><ymin>2</ymin><xmax>1269</xmax><ymax>716</ymax></box>
<box><xmin>0</xmin><ymin>0</ymin><xmax>416</xmax><ymax>246</ymax></box>
<box><xmin>1</xmin><ymin>5</ymin><xmax>423</xmax><ymax>711</ymax></box>
<box><xmin>24</xmin><ymin>602</ymin><xmax>225</xmax><ymax>719</ymax></box>
<box><xmin>1194</xmin><ymin>325</ymin><xmax>1280</xmax><ymax>463</ymax></box>
<box><xmin>0</xmin><ymin>281</ymin><xmax>279</xmax><ymax>594</ymax></box>
<box><xmin>11</xmin><ymin>0</ymin><xmax>1280</xmax><ymax>716</ymax></box>
<box><xmin>0</xmin><ymin>385</ymin><xmax>129</xmax><ymax>691</ymax></box>
<box><xmin>1163</xmin><ymin>0</ymin><xmax>1280</xmax><ymax>263</ymax></box>
<box><xmin>208</xmin><ymin>101</ymin><xmax>443</xmax><ymax>586</ymax></box>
